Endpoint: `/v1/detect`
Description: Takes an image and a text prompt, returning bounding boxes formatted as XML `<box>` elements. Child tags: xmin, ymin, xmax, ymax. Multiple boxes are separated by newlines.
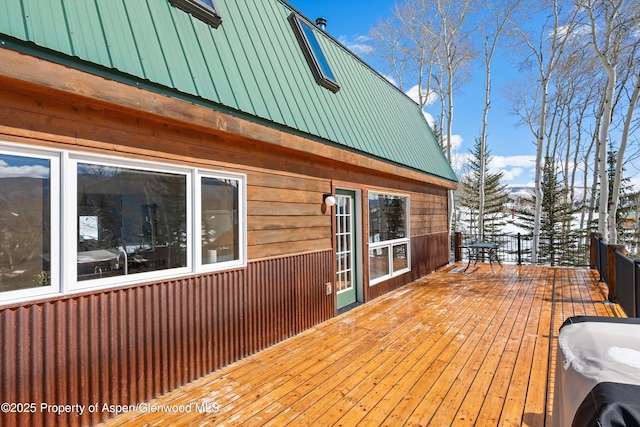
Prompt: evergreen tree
<box><xmin>457</xmin><ymin>138</ymin><xmax>510</xmax><ymax>240</ymax></box>
<box><xmin>607</xmin><ymin>145</ymin><xmax>637</xmax><ymax>248</ymax></box>
<box><xmin>516</xmin><ymin>157</ymin><xmax>576</xmax><ymax>265</ymax></box>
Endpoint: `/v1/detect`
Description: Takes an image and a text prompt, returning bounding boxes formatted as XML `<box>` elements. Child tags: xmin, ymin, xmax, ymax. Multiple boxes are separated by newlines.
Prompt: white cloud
<box><xmin>405</xmin><ymin>85</ymin><xmax>437</xmax><ymax>106</ymax></box>
<box><xmin>444</xmin><ymin>134</ymin><xmax>463</xmax><ymax>151</ymax></box>
<box><xmin>423</xmin><ymin>111</ymin><xmax>435</xmax><ymax>128</ymax></box>
<box><xmin>0</xmin><ymin>160</ymin><xmax>49</xmax><ymax>178</ymax></box>
<box><xmin>491</xmin><ymin>155</ymin><xmax>536</xmax><ymax>169</ymax></box>
<box><xmin>382</xmin><ymin>74</ymin><xmax>398</xmax><ymax>86</ymax></box>
<box><xmin>451</xmin><ymin>152</ymin><xmax>471</xmax><ymax>173</ymax></box>
<box><xmin>338</xmin><ymin>35</ymin><xmax>373</xmax><ymax>57</ymax></box>
<box><xmin>501</xmin><ymin>167</ymin><xmax>524</xmax><ymax>181</ymax></box>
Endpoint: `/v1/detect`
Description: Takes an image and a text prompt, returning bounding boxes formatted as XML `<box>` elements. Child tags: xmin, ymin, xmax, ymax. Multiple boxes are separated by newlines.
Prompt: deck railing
<box><xmin>452</xmin><ymin>231</ymin><xmax>640</xmax><ymax>317</ymax></box>
<box><xmin>591</xmin><ymin>232</ymin><xmax>640</xmax><ymax>318</ymax></box>
<box><xmin>452</xmin><ymin>231</ymin><xmax>591</xmax><ymax>267</ymax></box>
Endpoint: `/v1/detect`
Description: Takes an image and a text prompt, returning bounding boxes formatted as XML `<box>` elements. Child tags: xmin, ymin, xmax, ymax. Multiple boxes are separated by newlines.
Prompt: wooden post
<box><xmin>454</xmin><ymin>232</ymin><xmax>462</xmax><ymax>262</ymax></box>
<box><xmin>606</xmin><ymin>244</ymin><xmax>626</xmax><ymax>302</ymax></box>
<box><xmin>590</xmin><ymin>232</ymin><xmax>602</xmax><ymax>269</ymax></box>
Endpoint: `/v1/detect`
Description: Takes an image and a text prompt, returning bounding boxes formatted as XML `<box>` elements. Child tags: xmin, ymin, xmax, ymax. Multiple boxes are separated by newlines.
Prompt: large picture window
<box><xmin>76</xmin><ymin>164</ymin><xmax>188</xmax><ymax>282</ymax></box>
<box><xmin>0</xmin><ymin>144</ymin><xmax>246</xmax><ymax>306</ymax></box>
<box><xmin>368</xmin><ymin>192</ymin><xmax>410</xmax><ymax>285</ymax></box>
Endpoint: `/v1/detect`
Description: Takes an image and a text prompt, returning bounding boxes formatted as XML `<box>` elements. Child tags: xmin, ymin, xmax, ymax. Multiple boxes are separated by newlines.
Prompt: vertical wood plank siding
<box><xmin>0</xmin><ymin>250</ymin><xmax>334</xmax><ymax>427</ymax></box>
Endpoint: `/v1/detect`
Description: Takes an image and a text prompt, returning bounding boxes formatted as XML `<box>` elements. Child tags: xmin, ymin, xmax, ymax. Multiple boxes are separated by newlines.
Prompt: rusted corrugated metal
<box><xmin>0</xmin><ymin>250</ymin><xmax>333</xmax><ymax>427</ymax></box>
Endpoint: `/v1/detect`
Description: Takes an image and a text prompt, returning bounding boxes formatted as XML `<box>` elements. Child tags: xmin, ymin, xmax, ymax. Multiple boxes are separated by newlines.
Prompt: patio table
<box><xmin>460</xmin><ymin>242</ymin><xmax>502</xmax><ymax>273</ymax></box>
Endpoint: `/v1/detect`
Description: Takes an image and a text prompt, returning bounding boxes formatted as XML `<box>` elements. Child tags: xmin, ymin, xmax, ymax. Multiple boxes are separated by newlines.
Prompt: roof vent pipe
<box><xmin>316</xmin><ymin>17</ymin><xmax>326</xmax><ymax>30</ymax></box>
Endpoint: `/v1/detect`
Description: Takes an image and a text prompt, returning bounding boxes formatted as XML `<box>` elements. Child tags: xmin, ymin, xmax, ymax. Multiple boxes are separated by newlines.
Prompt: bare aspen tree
<box><xmin>477</xmin><ymin>0</ymin><xmax>520</xmax><ymax>242</ymax></box>
<box><xmin>370</xmin><ymin>2</ymin><xmax>440</xmax><ymax>106</ymax></box>
<box><xmin>509</xmin><ymin>0</ymin><xmax>581</xmax><ymax>262</ymax></box>
<box><xmin>432</xmin><ymin>0</ymin><xmax>477</xmax><ymax>233</ymax></box>
<box><xmin>610</xmin><ymin>67</ymin><xmax>640</xmax><ymax>241</ymax></box>
<box><xmin>370</xmin><ymin>0</ymin><xmax>477</xmax><ymax>235</ymax></box>
<box><xmin>578</xmin><ymin>0</ymin><xmax>640</xmax><ymax>241</ymax></box>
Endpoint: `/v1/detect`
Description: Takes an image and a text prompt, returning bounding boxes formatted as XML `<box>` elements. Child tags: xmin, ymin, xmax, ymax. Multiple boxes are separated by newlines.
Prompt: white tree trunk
<box><xmin>597</xmin><ymin>66</ymin><xmax>615</xmax><ymax>239</ymax></box>
<box><xmin>608</xmin><ymin>71</ymin><xmax>640</xmax><ymax>242</ymax></box>
<box><xmin>531</xmin><ymin>79</ymin><xmax>548</xmax><ymax>263</ymax></box>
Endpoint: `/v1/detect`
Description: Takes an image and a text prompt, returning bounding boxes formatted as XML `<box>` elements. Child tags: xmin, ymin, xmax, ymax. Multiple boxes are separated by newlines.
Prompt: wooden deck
<box><xmin>99</xmin><ymin>264</ymin><xmax>624</xmax><ymax>426</ymax></box>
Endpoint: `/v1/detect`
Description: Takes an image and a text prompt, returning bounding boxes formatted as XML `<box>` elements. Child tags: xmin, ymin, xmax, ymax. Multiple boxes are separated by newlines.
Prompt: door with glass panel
<box><xmin>336</xmin><ymin>190</ymin><xmax>357</xmax><ymax>309</ymax></box>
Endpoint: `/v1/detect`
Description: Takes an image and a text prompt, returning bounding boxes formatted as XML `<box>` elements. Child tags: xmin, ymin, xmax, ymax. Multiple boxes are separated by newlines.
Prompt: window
<box><xmin>198</xmin><ymin>174</ymin><xmax>244</xmax><ymax>270</ymax></box>
<box><xmin>76</xmin><ymin>164</ymin><xmax>188</xmax><ymax>282</ymax></box>
<box><xmin>288</xmin><ymin>13</ymin><xmax>340</xmax><ymax>93</ymax></box>
<box><xmin>0</xmin><ymin>143</ymin><xmax>246</xmax><ymax>306</ymax></box>
<box><xmin>368</xmin><ymin>192</ymin><xmax>410</xmax><ymax>285</ymax></box>
<box><xmin>0</xmin><ymin>150</ymin><xmax>59</xmax><ymax>301</ymax></box>
<box><xmin>169</xmin><ymin>0</ymin><xmax>222</xmax><ymax>28</ymax></box>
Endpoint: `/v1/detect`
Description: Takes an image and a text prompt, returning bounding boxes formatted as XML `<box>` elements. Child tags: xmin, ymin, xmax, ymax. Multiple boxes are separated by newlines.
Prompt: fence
<box><xmin>592</xmin><ymin>233</ymin><xmax>640</xmax><ymax>318</ymax></box>
<box><xmin>452</xmin><ymin>231</ymin><xmax>591</xmax><ymax>267</ymax></box>
<box><xmin>452</xmin><ymin>232</ymin><xmax>640</xmax><ymax>316</ymax></box>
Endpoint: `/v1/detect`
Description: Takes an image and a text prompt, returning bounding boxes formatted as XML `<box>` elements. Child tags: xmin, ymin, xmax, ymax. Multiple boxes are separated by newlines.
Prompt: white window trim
<box><xmin>368</xmin><ymin>192</ymin><xmax>411</xmax><ymax>286</ymax></box>
<box><xmin>0</xmin><ymin>145</ymin><xmax>60</xmax><ymax>304</ymax></box>
<box><xmin>194</xmin><ymin>169</ymin><xmax>247</xmax><ymax>273</ymax></box>
<box><xmin>0</xmin><ymin>143</ymin><xmax>247</xmax><ymax>306</ymax></box>
<box><xmin>66</xmin><ymin>154</ymin><xmax>194</xmax><ymax>292</ymax></box>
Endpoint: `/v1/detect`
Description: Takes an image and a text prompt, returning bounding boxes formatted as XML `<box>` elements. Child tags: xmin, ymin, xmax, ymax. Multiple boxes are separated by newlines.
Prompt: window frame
<box><xmin>288</xmin><ymin>13</ymin><xmax>340</xmax><ymax>93</ymax></box>
<box><xmin>0</xmin><ymin>142</ymin><xmax>247</xmax><ymax>306</ymax></box>
<box><xmin>66</xmin><ymin>154</ymin><xmax>194</xmax><ymax>292</ymax></box>
<box><xmin>169</xmin><ymin>0</ymin><xmax>222</xmax><ymax>28</ymax></box>
<box><xmin>0</xmin><ymin>145</ymin><xmax>60</xmax><ymax>303</ymax></box>
<box><xmin>368</xmin><ymin>191</ymin><xmax>411</xmax><ymax>286</ymax></box>
<box><xmin>195</xmin><ymin>169</ymin><xmax>246</xmax><ymax>273</ymax></box>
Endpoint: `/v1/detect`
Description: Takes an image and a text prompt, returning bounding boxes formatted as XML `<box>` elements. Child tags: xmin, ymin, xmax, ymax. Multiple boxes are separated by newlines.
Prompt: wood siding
<box><xmin>0</xmin><ymin>58</ymin><xmax>454</xmax><ymax>427</ymax></box>
<box><xmin>410</xmin><ymin>191</ymin><xmax>449</xmax><ymax>236</ymax></box>
<box><xmin>0</xmin><ymin>250</ymin><xmax>334</xmax><ymax>427</ymax></box>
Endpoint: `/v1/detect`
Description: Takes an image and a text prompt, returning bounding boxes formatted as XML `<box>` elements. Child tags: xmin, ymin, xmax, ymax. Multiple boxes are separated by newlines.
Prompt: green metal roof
<box><xmin>0</xmin><ymin>0</ymin><xmax>457</xmax><ymax>183</ymax></box>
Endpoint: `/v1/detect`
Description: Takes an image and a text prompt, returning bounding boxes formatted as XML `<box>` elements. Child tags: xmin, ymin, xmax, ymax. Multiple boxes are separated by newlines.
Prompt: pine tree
<box><xmin>516</xmin><ymin>157</ymin><xmax>576</xmax><ymax>265</ymax></box>
<box><xmin>606</xmin><ymin>146</ymin><xmax>639</xmax><ymax>256</ymax></box>
<box><xmin>456</xmin><ymin>138</ymin><xmax>510</xmax><ymax>240</ymax></box>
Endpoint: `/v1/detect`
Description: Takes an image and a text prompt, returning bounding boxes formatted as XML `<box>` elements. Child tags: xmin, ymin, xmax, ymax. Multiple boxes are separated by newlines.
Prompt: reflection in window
<box><xmin>0</xmin><ymin>154</ymin><xmax>51</xmax><ymax>292</ymax></box>
<box><xmin>201</xmin><ymin>177</ymin><xmax>239</xmax><ymax>264</ymax></box>
<box><xmin>77</xmin><ymin>164</ymin><xmax>187</xmax><ymax>281</ymax></box>
<box><xmin>368</xmin><ymin>192</ymin><xmax>410</xmax><ymax>284</ymax></box>
<box><xmin>369</xmin><ymin>247</ymin><xmax>389</xmax><ymax>282</ymax></box>
<box><xmin>393</xmin><ymin>243</ymin><xmax>408</xmax><ymax>271</ymax></box>
<box><xmin>369</xmin><ymin>193</ymin><xmax>407</xmax><ymax>242</ymax></box>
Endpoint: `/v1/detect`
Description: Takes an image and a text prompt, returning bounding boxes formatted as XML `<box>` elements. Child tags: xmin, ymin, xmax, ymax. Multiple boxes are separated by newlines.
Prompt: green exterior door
<box><xmin>336</xmin><ymin>191</ymin><xmax>357</xmax><ymax>309</ymax></box>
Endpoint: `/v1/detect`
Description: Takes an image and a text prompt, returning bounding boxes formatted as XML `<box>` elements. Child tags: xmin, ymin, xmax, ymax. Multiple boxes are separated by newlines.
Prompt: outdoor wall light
<box><xmin>323</xmin><ymin>194</ymin><xmax>336</xmax><ymax>207</ymax></box>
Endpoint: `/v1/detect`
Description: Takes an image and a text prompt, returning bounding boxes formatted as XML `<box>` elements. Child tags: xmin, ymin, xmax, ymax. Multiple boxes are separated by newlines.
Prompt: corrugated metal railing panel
<box><xmin>615</xmin><ymin>252</ymin><xmax>636</xmax><ymax>317</ymax></box>
<box><xmin>636</xmin><ymin>261</ymin><xmax>640</xmax><ymax>319</ymax></box>
<box><xmin>599</xmin><ymin>239</ymin><xmax>608</xmax><ymax>283</ymax></box>
<box><xmin>1</xmin><ymin>250</ymin><xmax>333</xmax><ymax>427</ymax></box>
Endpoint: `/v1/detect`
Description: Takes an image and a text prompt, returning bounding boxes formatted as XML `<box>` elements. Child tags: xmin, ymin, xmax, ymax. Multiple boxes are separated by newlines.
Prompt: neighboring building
<box><xmin>0</xmin><ymin>0</ymin><xmax>456</xmax><ymax>425</ymax></box>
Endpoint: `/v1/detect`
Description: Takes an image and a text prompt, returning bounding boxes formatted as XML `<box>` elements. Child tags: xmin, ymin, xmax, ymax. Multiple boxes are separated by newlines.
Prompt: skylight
<box><xmin>288</xmin><ymin>14</ymin><xmax>340</xmax><ymax>93</ymax></box>
<box><xmin>169</xmin><ymin>0</ymin><xmax>222</xmax><ymax>28</ymax></box>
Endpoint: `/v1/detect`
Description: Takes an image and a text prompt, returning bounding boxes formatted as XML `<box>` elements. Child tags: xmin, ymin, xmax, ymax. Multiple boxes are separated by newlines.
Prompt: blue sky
<box><xmin>289</xmin><ymin>0</ymin><xmax>539</xmax><ymax>187</ymax></box>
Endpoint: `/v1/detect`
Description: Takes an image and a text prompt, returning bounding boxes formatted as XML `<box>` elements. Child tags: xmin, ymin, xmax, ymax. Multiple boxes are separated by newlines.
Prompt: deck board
<box><xmin>98</xmin><ymin>264</ymin><xmax>625</xmax><ymax>426</ymax></box>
